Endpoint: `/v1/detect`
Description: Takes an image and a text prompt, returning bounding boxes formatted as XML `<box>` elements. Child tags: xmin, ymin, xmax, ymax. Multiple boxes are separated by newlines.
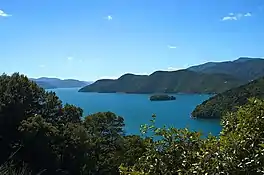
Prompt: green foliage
<box><xmin>124</xmin><ymin>115</ymin><xmax>205</xmax><ymax>174</ymax></box>
<box><xmin>57</xmin><ymin>123</ymin><xmax>91</xmax><ymax>174</ymax></box>
<box><xmin>122</xmin><ymin>99</ymin><xmax>264</xmax><ymax>174</ymax></box>
<box><xmin>79</xmin><ymin>70</ymin><xmax>243</xmax><ymax>94</ymax></box>
<box><xmin>219</xmin><ymin>98</ymin><xmax>264</xmax><ymax>174</ymax></box>
<box><xmin>192</xmin><ymin>76</ymin><xmax>264</xmax><ymax>118</ymax></box>
<box><xmin>83</xmin><ymin>112</ymin><xmax>125</xmax><ymax>174</ymax></box>
<box><xmin>59</xmin><ymin>103</ymin><xmax>83</xmax><ymax>124</ymax></box>
<box><xmin>3</xmin><ymin>72</ymin><xmax>264</xmax><ymax>175</ymax></box>
<box><xmin>18</xmin><ymin>115</ymin><xmax>59</xmax><ymax>172</ymax></box>
<box><xmin>0</xmin><ymin>73</ymin><xmax>128</xmax><ymax>174</ymax></box>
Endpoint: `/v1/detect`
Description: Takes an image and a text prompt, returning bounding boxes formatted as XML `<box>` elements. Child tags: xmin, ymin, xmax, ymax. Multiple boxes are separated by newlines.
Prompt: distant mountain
<box><xmin>188</xmin><ymin>57</ymin><xmax>264</xmax><ymax>82</ymax></box>
<box><xmin>191</xmin><ymin>76</ymin><xmax>264</xmax><ymax>119</ymax></box>
<box><xmin>33</xmin><ymin>80</ymin><xmax>57</xmax><ymax>89</ymax></box>
<box><xmin>31</xmin><ymin>77</ymin><xmax>92</xmax><ymax>89</ymax></box>
<box><xmin>79</xmin><ymin>70</ymin><xmax>244</xmax><ymax>94</ymax></box>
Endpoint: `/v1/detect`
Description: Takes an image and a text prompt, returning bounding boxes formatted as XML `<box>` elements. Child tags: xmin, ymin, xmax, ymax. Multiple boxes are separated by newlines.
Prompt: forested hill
<box><xmin>79</xmin><ymin>70</ymin><xmax>244</xmax><ymax>94</ymax></box>
<box><xmin>192</xmin><ymin>76</ymin><xmax>264</xmax><ymax>118</ymax></box>
<box><xmin>188</xmin><ymin>57</ymin><xmax>264</xmax><ymax>82</ymax></box>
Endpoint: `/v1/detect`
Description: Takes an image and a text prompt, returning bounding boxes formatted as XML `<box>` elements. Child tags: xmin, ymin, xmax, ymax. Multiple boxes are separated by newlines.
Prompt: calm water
<box><xmin>50</xmin><ymin>88</ymin><xmax>222</xmax><ymax>136</ymax></box>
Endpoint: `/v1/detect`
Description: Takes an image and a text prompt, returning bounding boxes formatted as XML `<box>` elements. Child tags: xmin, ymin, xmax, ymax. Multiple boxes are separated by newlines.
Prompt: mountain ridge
<box><xmin>31</xmin><ymin>77</ymin><xmax>92</xmax><ymax>89</ymax></box>
<box><xmin>187</xmin><ymin>57</ymin><xmax>264</xmax><ymax>81</ymax></box>
<box><xmin>79</xmin><ymin>57</ymin><xmax>264</xmax><ymax>94</ymax></box>
<box><xmin>79</xmin><ymin>69</ymin><xmax>244</xmax><ymax>94</ymax></box>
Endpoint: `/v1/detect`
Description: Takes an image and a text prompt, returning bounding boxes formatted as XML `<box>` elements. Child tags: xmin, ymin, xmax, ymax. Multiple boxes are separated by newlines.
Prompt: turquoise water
<box><xmin>50</xmin><ymin>88</ymin><xmax>222</xmax><ymax>136</ymax></box>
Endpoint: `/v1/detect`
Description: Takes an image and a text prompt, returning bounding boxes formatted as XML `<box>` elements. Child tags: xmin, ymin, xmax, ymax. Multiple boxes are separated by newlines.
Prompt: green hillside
<box><xmin>79</xmin><ymin>70</ymin><xmax>244</xmax><ymax>94</ymax></box>
<box><xmin>188</xmin><ymin>57</ymin><xmax>264</xmax><ymax>82</ymax></box>
<box><xmin>192</xmin><ymin>76</ymin><xmax>264</xmax><ymax>118</ymax></box>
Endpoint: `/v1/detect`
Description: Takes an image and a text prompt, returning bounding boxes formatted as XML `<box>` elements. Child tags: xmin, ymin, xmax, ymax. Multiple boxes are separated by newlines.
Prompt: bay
<box><xmin>50</xmin><ymin>88</ymin><xmax>222</xmax><ymax>136</ymax></box>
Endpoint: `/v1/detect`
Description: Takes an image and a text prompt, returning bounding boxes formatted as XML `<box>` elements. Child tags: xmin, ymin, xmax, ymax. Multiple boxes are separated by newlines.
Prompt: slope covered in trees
<box><xmin>2</xmin><ymin>73</ymin><xmax>264</xmax><ymax>174</ymax></box>
<box><xmin>192</xmin><ymin>76</ymin><xmax>264</xmax><ymax>118</ymax></box>
<box><xmin>79</xmin><ymin>70</ymin><xmax>244</xmax><ymax>94</ymax></box>
<box><xmin>188</xmin><ymin>57</ymin><xmax>264</xmax><ymax>82</ymax></box>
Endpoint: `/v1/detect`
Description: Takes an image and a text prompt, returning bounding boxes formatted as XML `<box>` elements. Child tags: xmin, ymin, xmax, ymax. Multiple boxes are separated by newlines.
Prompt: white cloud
<box><xmin>106</xmin><ymin>15</ymin><xmax>113</xmax><ymax>20</ymax></box>
<box><xmin>67</xmin><ymin>57</ymin><xmax>73</xmax><ymax>61</ymax></box>
<box><xmin>0</xmin><ymin>10</ymin><xmax>11</xmax><ymax>17</ymax></box>
<box><xmin>168</xmin><ymin>45</ymin><xmax>177</xmax><ymax>49</ymax></box>
<box><xmin>244</xmin><ymin>12</ymin><xmax>252</xmax><ymax>17</ymax></box>
<box><xmin>222</xmin><ymin>12</ymin><xmax>251</xmax><ymax>21</ymax></box>
<box><xmin>222</xmin><ymin>16</ymin><xmax>237</xmax><ymax>21</ymax></box>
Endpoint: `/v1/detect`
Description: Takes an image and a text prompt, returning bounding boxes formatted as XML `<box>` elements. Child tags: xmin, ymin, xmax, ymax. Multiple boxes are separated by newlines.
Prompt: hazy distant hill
<box><xmin>79</xmin><ymin>70</ymin><xmax>244</xmax><ymax>94</ymax></box>
<box><xmin>31</xmin><ymin>77</ymin><xmax>92</xmax><ymax>89</ymax></box>
<box><xmin>192</xmin><ymin>76</ymin><xmax>264</xmax><ymax>119</ymax></box>
<box><xmin>188</xmin><ymin>57</ymin><xmax>264</xmax><ymax>82</ymax></box>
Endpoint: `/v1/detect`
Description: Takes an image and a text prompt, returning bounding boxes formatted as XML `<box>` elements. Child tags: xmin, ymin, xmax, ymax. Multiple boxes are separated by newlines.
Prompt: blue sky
<box><xmin>1</xmin><ymin>0</ymin><xmax>264</xmax><ymax>81</ymax></box>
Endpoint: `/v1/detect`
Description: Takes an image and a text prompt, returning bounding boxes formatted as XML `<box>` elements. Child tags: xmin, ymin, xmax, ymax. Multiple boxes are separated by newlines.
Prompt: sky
<box><xmin>1</xmin><ymin>0</ymin><xmax>264</xmax><ymax>81</ymax></box>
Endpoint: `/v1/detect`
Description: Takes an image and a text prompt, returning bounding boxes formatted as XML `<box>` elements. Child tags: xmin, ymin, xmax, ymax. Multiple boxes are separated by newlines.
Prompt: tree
<box><xmin>18</xmin><ymin>115</ymin><xmax>59</xmax><ymax>173</ymax></box>
<box><xmin>57</xmin><ymin>123</ymin><xmax>91</xmax><ymax>175</ymax></box>
<box><xmin>0</xmin><ymin>73</ymin><xmax>87</xmax><ymax>174</ymax></box>
<box><xmin>121</xmin><ymin>99</ymin><xmax>264</xmax><ymax>174</ymax></box>
<box><xmin>83</xmin><ymin>112</ymin><xmax>125</xmax><ymax>174</ymax></box>
<box><xmin>122</xmin><ymin>135</ymin><xmax>147</xmax><ymax>167</ymax></box>
<box><xmin>121</xmin><ymin>115</ymin><xmax>204</xmax><ymax>174</ymax></box>
<box><xmin>59</xmin><ymin>104</ymin><xmax>83</xmax><ymax>124</ymax></box>
<box><xmin>218</xmin><ymin>98</ymin><xmax>264</xmax><ymax>174</ymax></box>
<box><xmin>0</xmin><ymin>73</ymin><xmax>62</xmax><ymax>164</ymax></box>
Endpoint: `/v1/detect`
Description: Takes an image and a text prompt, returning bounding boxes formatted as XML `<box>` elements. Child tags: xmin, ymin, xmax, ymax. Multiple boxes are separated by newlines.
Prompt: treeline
<box><xmin>1</xmin><ymin>73</ymin><xmax>264</xmax><ymax>174</ymax></box>
<box><xmin>79</xmin><ymin>70</ymin><xmax>243</xmax><ymax>94</ymax></box>
<box><xmin>192</xmin><ymin>76</ymin><xmax>264</xmax><ymax>118</ymax></box>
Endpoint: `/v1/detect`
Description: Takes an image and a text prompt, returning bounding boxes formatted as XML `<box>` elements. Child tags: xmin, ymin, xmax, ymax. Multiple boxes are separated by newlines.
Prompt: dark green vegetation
<box><xmin>192</xmin><ymin>76</ymin><xmax>264</xmax><ymax>118</ymax></box>
<box><xmin>80</xmin><ymin>57</ymin><xmax>264</xmax><ymax>94</ymax></box>
<box><xmin>79</xmin><ymin>70</ymin><xmax>243</xmax><ymax>94</ymax></box>
<box><xmin>31</xmin><ymin>77</ymin><xmax>91</xmax><ymax>89</ymax></box>
<box><xmin>2</xmin><ymin>73</ymin><xmax>264</xmax><ymax>174</ymax></box>
<box><xmin>188</xmin><ymin>57</ymin><xmax>264</xmax><ymax>82</ymax></box>
<box><xmin>149</xmin><ymin>94</ymin><xmax>176</xmax><ymax>101</ymax></box>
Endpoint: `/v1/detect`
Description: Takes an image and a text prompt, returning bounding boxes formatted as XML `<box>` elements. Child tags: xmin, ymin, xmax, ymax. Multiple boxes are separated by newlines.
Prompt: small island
<box><xmin>149</xmin><ymin>94</ymin><xmax>176</xmax><ymax>101</ymax></box>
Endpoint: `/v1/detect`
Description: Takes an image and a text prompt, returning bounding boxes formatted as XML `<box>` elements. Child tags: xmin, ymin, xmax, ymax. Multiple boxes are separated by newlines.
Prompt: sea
<box><xmin>49</xmin><ymin>88</ymin><xmax>222</xmax><ymax>137</ymax></box>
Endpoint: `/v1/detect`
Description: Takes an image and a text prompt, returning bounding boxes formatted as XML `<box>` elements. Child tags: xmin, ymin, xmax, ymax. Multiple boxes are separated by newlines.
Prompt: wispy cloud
<box><xmin>222</xmin><ymin>16</ymin><xmax>238</xmax><ymax>21</ymax></box>
<box><xmin>244</xmin><ymin>12</ymin><xmax>252</xmax><ymax>17</ymax></box>
<box><xmin>222</xmin><ymin>12</ymin><xmax>252</xmax><ymax>21</ymax></box>
<box><xmin>167</xmin><ymin>67</ymin><xmax>182</xmax><ymax>71</ymax></box>
<box><xmin>134</xmin><ymin>72</ymin><xmax>149</xmax><ymax>75</ymax></box>
<box><xmin>0</xmin><ymin>10</ymin><xmax>11</xmax><ymax>17</ymax></box>
<box><xmin>99</xmin><ymin>76</ymin><xmax>118</xmax><ymax>80</ymax></box>
<box><xmin>67</xmin><ymin>57</ymin><xmax>73</xmax><ymax>61</ymax></box>
<box><xmin>168</xmin><ymin>45</ymin><xmax>177</xmax><ymax>49</ymax></box>
<box><xmin>106</xmin><ymin>15</ymin><xmax>113</xmax><ymax>20</ymax></box>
